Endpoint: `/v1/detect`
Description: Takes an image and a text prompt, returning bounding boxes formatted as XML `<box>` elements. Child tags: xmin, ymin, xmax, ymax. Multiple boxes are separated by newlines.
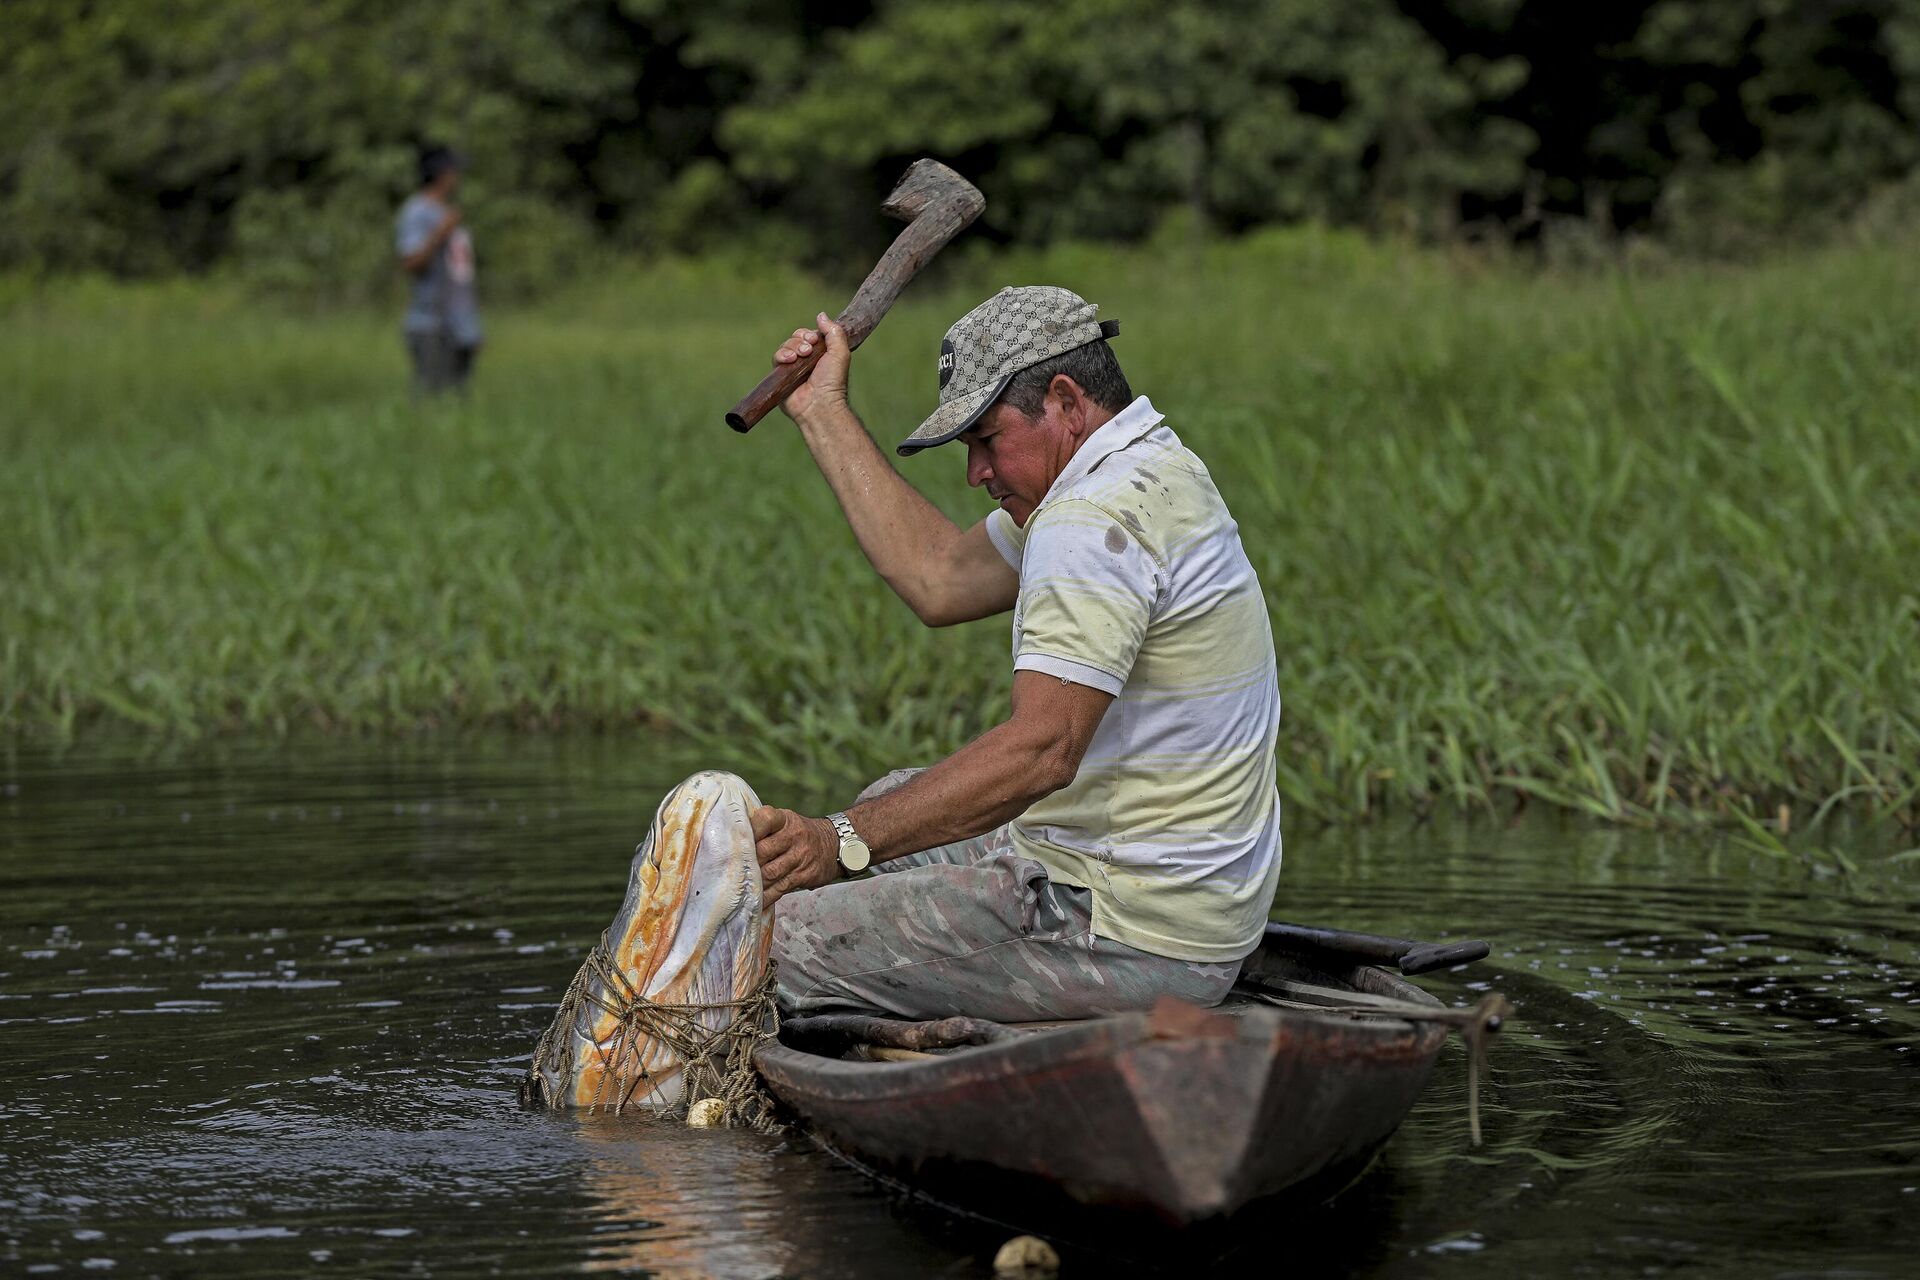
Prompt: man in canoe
<box><xmin>751</xmin><ymin>285</ymin><xmax>1282</xmax><ymax>1022</ymax></box>
<box><xmin>523</xmin><ymin>286</ymin><xmax>1282</xmax><ymax>1112</ymax></box>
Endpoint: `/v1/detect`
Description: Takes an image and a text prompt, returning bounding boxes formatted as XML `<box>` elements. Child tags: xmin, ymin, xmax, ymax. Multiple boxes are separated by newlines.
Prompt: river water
<box><xmin>2</xmin><ymin>738</ymin><xmax>1915</xmax><ymax>1278</ymax></box>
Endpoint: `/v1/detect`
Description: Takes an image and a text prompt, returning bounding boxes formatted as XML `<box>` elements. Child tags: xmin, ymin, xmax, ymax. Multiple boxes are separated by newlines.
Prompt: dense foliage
<box><xmin>4</xmin><ymin>232</ymin><xmax>1916</xmax><ymax>853</ymax></box>
<box><xmin>5</xmin><ymin>1</ymin><xmax>1919</xmax><ymax>287</ymax></box>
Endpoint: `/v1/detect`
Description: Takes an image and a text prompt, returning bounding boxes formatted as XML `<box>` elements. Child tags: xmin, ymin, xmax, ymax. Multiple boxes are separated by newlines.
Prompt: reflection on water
<box><xmin>1</xmin><ymin>737</ymin><xmax>1916</xmax><ymax>1277</ymax></box>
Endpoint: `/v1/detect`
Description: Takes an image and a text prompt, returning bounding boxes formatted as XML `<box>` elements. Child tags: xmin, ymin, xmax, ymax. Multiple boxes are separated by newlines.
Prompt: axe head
<box><xmin>725</xmin><ymin>158</ymin><xmax>985</xmax><ymax>433</ymax></box>
<box><xmin>882</xmin><ymin>159</ymin><xmax>986</xmax><ymax>226</ymax></box>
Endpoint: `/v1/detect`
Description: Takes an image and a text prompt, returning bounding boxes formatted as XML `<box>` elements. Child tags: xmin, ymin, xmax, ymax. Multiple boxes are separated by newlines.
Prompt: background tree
<box><xmin>1</xmin><ymin>0</ymin><xmax>1915</xmax><ymax>285</ymax></box>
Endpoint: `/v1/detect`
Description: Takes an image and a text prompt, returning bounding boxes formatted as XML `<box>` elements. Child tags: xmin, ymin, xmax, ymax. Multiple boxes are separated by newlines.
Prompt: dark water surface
<box><xmin>2</xmin><ymin>739</ymin><xmax>1916</xmax><ymax>1278</ymax></box>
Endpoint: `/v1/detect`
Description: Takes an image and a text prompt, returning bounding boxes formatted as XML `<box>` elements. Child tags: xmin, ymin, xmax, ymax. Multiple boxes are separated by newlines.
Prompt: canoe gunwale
<box><xmin>751</xmin><ymin>949</ymin><xmax>1463</xmax><ymax>1221</ymax></box>
<box><xmin>757</xmin><ymin>944</ymin><xmax>1453</xmax><ymax>1089</ymax></box>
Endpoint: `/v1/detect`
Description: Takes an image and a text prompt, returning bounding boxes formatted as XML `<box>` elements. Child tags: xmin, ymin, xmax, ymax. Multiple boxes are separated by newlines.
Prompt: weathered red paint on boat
<box><xmin>753</xmin><ymin>947</ymin><xmax>1454</xmax><ymax>1223</ymax></box>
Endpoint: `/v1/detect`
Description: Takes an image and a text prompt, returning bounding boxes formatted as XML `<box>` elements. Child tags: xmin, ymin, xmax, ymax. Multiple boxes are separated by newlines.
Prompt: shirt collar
<box><xmin>1042</xmin><ymin>396</ymin><xmax>1164</xmax><ymax>502</ymax></box>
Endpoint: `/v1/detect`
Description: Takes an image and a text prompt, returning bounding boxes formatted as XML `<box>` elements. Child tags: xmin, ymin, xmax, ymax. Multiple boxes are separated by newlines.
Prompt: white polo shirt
<box><xmin>984</xmin><ymin>396</ymin><xmax>1282</xmax><ymax>963</ymax></box>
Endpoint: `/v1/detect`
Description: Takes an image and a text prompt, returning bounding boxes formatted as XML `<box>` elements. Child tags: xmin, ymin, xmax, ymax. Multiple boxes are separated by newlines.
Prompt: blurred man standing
<box><xmin>395</xmin><ymin>145</ymin><xmax>482</xmax><ymax>396</ymax></box>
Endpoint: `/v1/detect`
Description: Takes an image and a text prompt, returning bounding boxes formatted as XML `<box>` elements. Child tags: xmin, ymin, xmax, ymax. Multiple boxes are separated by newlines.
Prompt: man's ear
<box><xmin>1049</xmin><ymin>374</ymin><xmax>1087</xmax><ymax>437</ymax></box>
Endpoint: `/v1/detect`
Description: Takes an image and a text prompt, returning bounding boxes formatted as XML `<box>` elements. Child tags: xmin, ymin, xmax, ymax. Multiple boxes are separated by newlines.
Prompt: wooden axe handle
<box><xmin>725</xmin><ymin>344</ymin><xmax>830</xmax><ymax>434</ymax></box>
<box><xmin>726</xmin><ymin>160</ymin><xmax>985</xmax><ymax>432</ymax></box>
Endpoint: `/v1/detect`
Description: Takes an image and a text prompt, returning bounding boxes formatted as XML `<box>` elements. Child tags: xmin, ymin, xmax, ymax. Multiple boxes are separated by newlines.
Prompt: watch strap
<box><xmin>826</xmin><ymin>811</ymin><xmax>871</xmax><ymax>874</ymax></box>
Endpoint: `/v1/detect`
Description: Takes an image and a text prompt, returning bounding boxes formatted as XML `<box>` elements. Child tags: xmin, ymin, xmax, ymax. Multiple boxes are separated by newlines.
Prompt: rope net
<box><xmin>521</xmin><ymin>930</ymin><xmax>784</xmax><ymax>1133</ymax></box>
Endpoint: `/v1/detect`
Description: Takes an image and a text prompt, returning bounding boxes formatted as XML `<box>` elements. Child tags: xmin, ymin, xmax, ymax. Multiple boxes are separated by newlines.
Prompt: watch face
<box><xmin>839</xmin><ymin>839</ymin><xmax>872</xmax><ymax>873</ymax></box>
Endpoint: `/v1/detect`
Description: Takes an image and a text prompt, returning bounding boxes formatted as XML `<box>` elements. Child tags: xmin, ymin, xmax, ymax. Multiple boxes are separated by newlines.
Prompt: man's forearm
<box><xmin>400</xmin><ymin>216</ymin><xmax>459</xmax><ymax>275</ymax></box>
<box><xmin>751</xmin><ymin>673</ymin><xmax>1109</xmax><ymax>906</ymax></box>
<box><xmin>793</xmin><ymin>400</ymin><xmax>966</xmax><ymax>619</ymax></box>
<box><xmin>842</xmin><ymin>718</ymin><xmax>1073</xmax><ymax>863</ymax></box>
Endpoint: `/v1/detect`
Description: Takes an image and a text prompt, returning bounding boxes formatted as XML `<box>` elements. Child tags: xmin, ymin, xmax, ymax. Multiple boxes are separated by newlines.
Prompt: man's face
<box><xmin>960</xmin><ymin>398</ymin><xmax>1071</xmax><ymax>528</ymax></box>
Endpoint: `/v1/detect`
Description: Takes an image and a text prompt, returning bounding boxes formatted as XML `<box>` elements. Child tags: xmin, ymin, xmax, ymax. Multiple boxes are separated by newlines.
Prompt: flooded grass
<box><xmin>2</xmin><ymin>230</ymin><xmax>1916</xmax><ymax>840</ymax></box>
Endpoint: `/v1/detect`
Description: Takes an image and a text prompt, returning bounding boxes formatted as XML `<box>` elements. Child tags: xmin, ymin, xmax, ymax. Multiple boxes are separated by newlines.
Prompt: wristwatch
<box><xmin>827</xmin><ymin>812</ymin><xmax>872</xmax><ymax>875</ymax></box>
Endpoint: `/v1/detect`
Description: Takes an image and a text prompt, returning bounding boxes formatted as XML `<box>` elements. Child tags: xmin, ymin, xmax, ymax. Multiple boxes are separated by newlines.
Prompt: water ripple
<box><xmin>2</xmin><ymin>741</ymin><xmax>1915</xmax><ymax>1277</ymax></box>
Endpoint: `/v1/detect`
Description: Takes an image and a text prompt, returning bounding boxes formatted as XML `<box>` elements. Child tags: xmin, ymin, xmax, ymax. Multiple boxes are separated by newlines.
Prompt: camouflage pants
<box><xmin>771</xmin><ymin>769</ymin><xmax>1242</xmax><ymax>1021</ymax></box>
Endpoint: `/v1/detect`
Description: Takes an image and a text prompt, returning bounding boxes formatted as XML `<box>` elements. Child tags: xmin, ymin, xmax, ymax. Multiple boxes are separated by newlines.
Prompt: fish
<box><xmin>521</xmin><ymin>771</ymin><xmax>773</xmax><ymax>1112</ymax></box>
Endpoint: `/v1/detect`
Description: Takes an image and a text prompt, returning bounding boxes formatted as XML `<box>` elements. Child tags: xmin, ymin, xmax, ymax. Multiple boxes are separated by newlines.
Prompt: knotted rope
<box><xmin>523</xmin><ymin>931</ymin><xmax>783</xmax><ymax>1133</ymax></box>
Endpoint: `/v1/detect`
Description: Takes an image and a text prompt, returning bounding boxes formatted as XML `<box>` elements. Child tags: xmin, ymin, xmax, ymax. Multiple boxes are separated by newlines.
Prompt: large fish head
<box><xmin>562</xmin><ymin>770</ymin><xmax>775</xmax><ymax>1111</ymax></box>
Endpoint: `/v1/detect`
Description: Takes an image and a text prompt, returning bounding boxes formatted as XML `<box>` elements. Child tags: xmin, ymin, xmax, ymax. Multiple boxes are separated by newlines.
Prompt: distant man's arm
<box><xmin>772</xmin><ymin>314</ymin><xmax>1018</xmax><ymax>627</ymax></box>
<box><xmin>398</xmin><ymin>206</ymin><xmax>461</xmax><ymax>276</ymax></box>
<box><xmin>753</xmin><ymin>671</ymin><xmax>1111</xmax><ymax>906</ymax></box>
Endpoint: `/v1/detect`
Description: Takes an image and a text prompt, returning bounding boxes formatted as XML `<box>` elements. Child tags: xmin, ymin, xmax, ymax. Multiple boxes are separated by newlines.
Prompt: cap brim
<box><xmin>895</xmin><ymin>371</ymin><xmax>1012</xmax><ymax>457</ymax></box>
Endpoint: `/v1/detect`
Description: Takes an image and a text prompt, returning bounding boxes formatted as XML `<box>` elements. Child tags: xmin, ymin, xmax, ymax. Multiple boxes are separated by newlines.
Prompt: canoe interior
<box><xmin>755</xmin><ymin>941</ymin><xmax>1458</xmax><ymax>1224</ymax></box>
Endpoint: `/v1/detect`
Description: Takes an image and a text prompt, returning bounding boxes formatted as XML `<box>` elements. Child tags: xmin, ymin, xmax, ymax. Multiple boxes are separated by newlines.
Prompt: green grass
<box><xmin>3</xmin><ymin>229</ymin><xmax>1917</xmax><ymax>841</ymax></box>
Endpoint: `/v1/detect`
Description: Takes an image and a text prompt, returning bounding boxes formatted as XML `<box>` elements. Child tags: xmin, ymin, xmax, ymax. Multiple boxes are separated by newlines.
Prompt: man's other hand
<box><xmin>772</xmin><ymin>312</ymin><xmax>851</xmax><ymax>424</ymax></box>
<box><xmin>751</xmin><ymin>805</ymin><xmax>840</xmax><ymax>908</ymax></box>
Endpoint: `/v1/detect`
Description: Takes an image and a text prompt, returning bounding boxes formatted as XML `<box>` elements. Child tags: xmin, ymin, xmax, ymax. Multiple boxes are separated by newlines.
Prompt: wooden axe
<box><xmin>725</xmin><ymin>159</ymin><xmax>986</xmax><ymax>432</ymax></box>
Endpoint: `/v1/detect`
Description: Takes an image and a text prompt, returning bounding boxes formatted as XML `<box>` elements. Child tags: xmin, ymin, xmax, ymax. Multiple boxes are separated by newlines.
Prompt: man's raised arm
<box><xmin>773</xmin><ymin>314</ymin><xmax>1016</xmax><ymax>627</ymax></box>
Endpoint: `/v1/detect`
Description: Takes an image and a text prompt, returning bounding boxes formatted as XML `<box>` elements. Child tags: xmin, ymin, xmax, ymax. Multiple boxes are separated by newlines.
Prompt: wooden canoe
<box><xmin>753</xmin><ymin>937</ymin><xmax>1470</xmax><ymax>1225</ymax></box>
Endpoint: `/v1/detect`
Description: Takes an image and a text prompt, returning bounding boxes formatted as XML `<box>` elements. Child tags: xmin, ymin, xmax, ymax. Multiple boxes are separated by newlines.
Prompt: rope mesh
<box><xmin>522</xmin><ymin>930</ymin><xmax>783</xmax><ymax>1133</ymax></box>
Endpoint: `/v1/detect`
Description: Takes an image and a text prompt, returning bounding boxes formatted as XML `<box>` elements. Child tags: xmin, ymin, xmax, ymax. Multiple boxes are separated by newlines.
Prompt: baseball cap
<box><xmin>896</xmin><ymin>285</ymin><xmax>1120</xmax><ymax>456</ymax></box>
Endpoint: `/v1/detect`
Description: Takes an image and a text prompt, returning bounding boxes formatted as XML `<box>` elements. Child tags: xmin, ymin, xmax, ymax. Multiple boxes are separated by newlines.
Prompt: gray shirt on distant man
<box><xmin>395</xmin><ymin>191</ymin><xmax>481</xmax><ymax>347</ymax></box>
<box><xmin>396</xmin><ymin>144</ymin><xmax>482</xmax><ymax>395</ymax></box>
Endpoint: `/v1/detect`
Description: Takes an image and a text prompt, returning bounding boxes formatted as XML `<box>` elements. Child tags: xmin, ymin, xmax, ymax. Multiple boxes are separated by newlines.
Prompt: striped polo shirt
<box><xmin>985</xmin><ymin>396</ymin><xmax>1282</xmax><ymax>963</ymax></box>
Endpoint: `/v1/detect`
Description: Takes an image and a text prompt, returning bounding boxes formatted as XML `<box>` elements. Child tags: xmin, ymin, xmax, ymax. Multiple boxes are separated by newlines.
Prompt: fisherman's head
<box><xmin>895</xmin><ymin>286</ymin><xmax>1130</xmax><ymax>527</ymax></box>
<box><xmin>417</xmin><ymin>144</ymin><xmax>464</xmax><ymax>198</ymax></box>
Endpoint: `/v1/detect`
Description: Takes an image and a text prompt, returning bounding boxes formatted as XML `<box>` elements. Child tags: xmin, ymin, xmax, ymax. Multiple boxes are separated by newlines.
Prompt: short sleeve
<box><xmin>396</xmin><ymin>202</ymin><xmax>433</xmax><ymax>256</ymax></box>
<box><xmin>984</xmin><ymin>507</ymin><xmax>1024</xmax><ymax>568</ymax></box>
<box><xmin>1012</xmin><ymin>498</ymin><xmax>1159</xmax><ymax>696</ymax></box>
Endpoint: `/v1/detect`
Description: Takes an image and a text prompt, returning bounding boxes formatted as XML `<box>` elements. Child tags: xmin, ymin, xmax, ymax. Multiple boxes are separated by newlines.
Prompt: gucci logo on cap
<box><xmin>938</xmin><ymin>338</ymin><xmax>955</xmax><ymax>390</ymax></box>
